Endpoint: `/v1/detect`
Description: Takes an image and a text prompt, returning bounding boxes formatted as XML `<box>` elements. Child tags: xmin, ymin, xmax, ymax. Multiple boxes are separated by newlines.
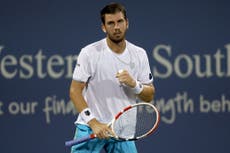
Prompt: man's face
<box><xmin>102</xmin><ymin>12</ymin><xmax>128</xmax><ymax>43</ymax></box>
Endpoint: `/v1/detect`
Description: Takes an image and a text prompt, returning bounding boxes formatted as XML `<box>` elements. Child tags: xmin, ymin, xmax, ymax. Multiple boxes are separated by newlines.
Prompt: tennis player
<box><xmin>69</xmin><ymin>3</ymin><xmax>155</xmax><ymax>153</ymax></box>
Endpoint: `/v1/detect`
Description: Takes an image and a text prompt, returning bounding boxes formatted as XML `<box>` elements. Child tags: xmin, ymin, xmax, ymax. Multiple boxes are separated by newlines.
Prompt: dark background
<box><xmin>0</xmin><ymin>0</ymin><xmax>230</xmax><ymax>153</ymax></box>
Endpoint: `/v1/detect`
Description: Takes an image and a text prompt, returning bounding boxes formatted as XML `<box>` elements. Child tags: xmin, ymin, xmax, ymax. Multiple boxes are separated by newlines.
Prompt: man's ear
<box><xmin>101</xmin><ymin>24</ymin><xmax>106</xmax><ymax>33</ymax></box>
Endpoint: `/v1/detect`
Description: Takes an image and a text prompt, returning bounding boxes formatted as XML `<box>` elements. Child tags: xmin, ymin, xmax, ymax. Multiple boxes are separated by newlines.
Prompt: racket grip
<box><xmin>65</xmin><ymin>134</ymin><xmax>96</xmax><ymax>147</ymax></box>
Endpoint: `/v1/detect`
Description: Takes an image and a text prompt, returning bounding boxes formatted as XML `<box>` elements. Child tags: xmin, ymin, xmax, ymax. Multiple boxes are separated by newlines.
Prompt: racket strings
<box><xmin>113</xmin><ymin>104</ymin><xmax>157</xmax><ymax>139</ymax></box>
<box><xmin>135</xmin><ymin>105</ymin><xmax>156</xmax><ymax>137</ymax></box>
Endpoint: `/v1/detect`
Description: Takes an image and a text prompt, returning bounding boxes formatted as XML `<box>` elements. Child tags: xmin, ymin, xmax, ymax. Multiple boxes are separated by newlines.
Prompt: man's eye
<box><xmin>118</xmin><ymin>20</ymin><xmax>124</xmax><ymax>23</ymax></box>
<box><xmin>107</xmin><ymin>22</ymin><xmax>114</xmax><ymax>26</ymax></box>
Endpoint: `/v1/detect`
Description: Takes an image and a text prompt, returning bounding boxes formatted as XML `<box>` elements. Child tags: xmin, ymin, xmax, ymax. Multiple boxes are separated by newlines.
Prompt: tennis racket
<box><xmin>65</xmin><ymin>102</ymin><xmax>160</xmax><ymax>147</ymax></box>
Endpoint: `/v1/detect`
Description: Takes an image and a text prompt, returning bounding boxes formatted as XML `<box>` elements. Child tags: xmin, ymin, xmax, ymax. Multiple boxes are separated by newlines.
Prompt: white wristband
<box><xmin>132</xmin><ymin>80</ymin><xmax>144</xmax><ymax>94</ymax></box>
<box><xmin>80</xmin><ymin>108</ymin><xmax>95</xmax><ymax>123</ymax></box>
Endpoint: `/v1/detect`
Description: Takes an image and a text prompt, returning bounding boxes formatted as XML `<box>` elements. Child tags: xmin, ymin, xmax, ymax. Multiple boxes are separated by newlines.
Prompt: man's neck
<box><xmin>106</xmin><ymin>38</ymin><xmax>126</xmax><ymax>54</ymax></box>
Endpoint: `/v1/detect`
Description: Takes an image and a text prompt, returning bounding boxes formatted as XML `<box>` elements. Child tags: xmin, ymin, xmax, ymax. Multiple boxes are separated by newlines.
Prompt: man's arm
<box><xmin>116</xmin><ymin>70</ymin><xmax>155</xmax><ymax>102</ymax></box>
<box><xmin>138</xmin><ymin>83</ymin><xmax>155</xmax><ymax>102</ymax></box>
<box><xmin>69</xmin><ymin>80</ymin><xmax>88</xmax><ymax>113</ymax></box>
<box><xmin>69</xmin><ymin>80</ymin><xmax>113</xmax><ymax>139</ymax></box>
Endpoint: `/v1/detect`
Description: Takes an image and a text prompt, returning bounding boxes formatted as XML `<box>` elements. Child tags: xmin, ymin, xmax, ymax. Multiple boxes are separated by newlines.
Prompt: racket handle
<box><xmin>65</xmin><ymin>134</ymin><xmax>96</xmax><ymax>147</ymax></box>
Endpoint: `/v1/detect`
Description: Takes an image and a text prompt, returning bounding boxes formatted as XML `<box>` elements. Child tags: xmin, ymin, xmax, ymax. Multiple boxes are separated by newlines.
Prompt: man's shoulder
<box><xmin>126</xmin><ymin>40</ymin><xmax>146</xmax><ymax>54</ymax></box>
<box><xmin>82</xmin><ymin>38</ymin><xmax>106</xmax><ymax>53</ymax></box>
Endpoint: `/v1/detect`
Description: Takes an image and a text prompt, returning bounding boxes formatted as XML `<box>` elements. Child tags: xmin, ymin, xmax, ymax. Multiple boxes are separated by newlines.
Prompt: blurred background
<box><xmin>0</xmin><ymin>0</ymin><xmax>229</xmax><ymax>153</ymax></box>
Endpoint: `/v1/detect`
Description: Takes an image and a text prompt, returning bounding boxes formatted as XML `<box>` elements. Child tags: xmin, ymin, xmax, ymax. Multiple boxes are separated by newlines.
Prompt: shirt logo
<box><xmin>149</xmin><ymin>73</ymin><xmax>153</xmax><ymax>80</ymax></box>
<box><xmin>84</xmin><ymin>110</ymin><xmax>90</xmax><ymax>116</ymax></box>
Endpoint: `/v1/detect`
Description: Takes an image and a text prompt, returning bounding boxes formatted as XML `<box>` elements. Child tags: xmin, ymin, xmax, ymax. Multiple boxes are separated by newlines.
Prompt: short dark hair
<box><xmin>100</xmin><ymin>3</ymin><xmax>127</xmax><ymax>24</ymax></box>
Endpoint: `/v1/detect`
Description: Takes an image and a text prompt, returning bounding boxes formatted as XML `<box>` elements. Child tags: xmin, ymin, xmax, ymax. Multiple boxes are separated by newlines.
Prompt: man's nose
<box><xmin>114</xmin><ymin>22</ymin><xmax>120</xmax><ymax>29</ymax></box>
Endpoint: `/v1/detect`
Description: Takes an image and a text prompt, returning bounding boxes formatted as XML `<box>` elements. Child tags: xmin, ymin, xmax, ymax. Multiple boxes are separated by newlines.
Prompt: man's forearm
<box><xmin>69</xmin><ymin>80</ymin><xmax>88</xmax><ymax>113</ymax></box>
<box><xmin>138</xmin><ymin>84</ymin><xmax>155</xmax><ymax>102</ymax></box>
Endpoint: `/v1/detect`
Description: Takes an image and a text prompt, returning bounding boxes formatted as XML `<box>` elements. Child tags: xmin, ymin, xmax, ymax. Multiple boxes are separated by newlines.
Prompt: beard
<box><xmin>107</xmin><ymin>30</ymin><xmax>126</xmax><ymax>44</ymax></box>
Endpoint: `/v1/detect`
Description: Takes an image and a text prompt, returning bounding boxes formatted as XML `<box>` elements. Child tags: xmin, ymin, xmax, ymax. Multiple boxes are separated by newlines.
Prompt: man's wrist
<box><xmin>80</xmin><ymin>108</ymin><xmax>95</xmax><ymax>123</ymax></box>
<box><xmin>132</xmin><ymin>80</ymin><xmax>144</xmax><ymax>94</ymax></box>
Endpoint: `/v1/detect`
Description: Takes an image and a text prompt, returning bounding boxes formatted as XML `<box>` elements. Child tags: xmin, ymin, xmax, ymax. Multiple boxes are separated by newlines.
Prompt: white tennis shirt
<box><xmin>72</xmin><ymin>38</ymin><xmax>153</xmax><ymax>125</ymax></box>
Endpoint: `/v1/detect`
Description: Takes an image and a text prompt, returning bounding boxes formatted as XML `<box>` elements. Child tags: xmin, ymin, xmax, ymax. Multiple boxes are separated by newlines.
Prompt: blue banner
<box><xmin>0</xmin><ymin>1</ymin><xmax>229</xmax><ymax>153</ymax></box>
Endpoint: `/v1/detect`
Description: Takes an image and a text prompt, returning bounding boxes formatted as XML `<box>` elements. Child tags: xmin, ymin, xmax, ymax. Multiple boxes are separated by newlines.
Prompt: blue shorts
<box><xmin>71</xmin><ymin>124</ymin><xmax>138</xmax><ymax>153</ymax></box>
